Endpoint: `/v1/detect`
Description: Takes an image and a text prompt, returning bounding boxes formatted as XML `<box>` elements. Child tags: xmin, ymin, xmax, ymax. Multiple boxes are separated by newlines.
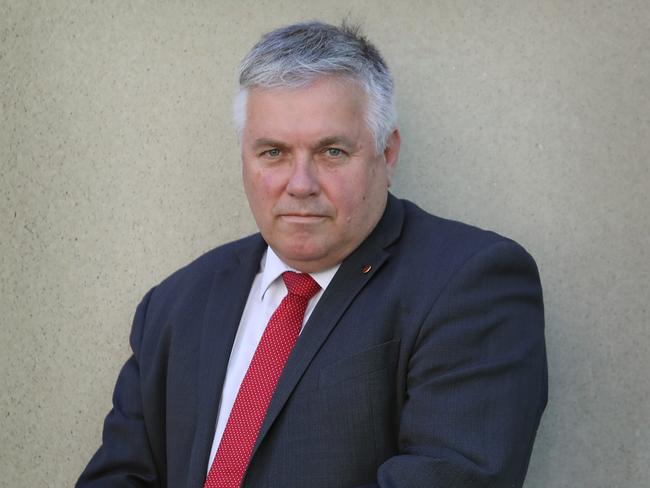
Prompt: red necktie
<box><xmin>204</xmin><ymin>271</ymin><xmax>321</xmax><ymax>488</ymax></box>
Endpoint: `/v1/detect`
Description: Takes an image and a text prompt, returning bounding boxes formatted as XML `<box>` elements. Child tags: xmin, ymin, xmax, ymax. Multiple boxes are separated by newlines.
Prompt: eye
<box><xmin>264</xmin><ymin>148</ymin><xmax>281</xmax><ymax>158</ymax></box>
<box><xmin>326</xmin><ymin>148</ymin><xmax>343</xmax><ymax>157</ymax></box>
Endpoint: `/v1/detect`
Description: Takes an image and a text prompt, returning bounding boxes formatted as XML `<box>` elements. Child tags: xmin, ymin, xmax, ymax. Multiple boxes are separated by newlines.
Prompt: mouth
<box><xmin>279</xmin><ymin>214</ymin><xmax>328</xmax><ymax>224</ymax></box>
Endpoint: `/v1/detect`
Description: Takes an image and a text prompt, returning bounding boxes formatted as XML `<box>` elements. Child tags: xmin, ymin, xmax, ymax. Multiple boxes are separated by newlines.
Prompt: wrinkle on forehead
<box><xmin>242</xmin><ymin>78</ymin><xmax>370</xmax><ymax>151</ymax></box>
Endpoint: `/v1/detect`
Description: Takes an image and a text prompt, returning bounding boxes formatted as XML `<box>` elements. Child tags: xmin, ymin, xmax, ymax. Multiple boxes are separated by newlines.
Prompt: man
<box><xmin>77</xmin><ymin>21</ymin><xmax>547</xmax><ymax>487</ymax></box>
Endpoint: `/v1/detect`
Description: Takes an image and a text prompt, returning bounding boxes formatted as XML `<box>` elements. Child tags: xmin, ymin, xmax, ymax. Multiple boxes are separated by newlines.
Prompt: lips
<box><xmin>279</xmin><ymin>214</ymin><xmax>327</xmax><ymax>223</ymax></box>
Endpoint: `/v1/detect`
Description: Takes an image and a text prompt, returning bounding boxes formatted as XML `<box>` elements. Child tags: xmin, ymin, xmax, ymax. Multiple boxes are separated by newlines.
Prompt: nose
<box><xmin>286</xmin><ymin>155</ymin><xmax>320</xmax><ymax>197</ymax></box>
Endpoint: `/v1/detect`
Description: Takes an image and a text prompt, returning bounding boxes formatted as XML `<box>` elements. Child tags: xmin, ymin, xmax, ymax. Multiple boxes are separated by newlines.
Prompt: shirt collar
<box><xmin>259</xmin><ymin>246</ymin><xmax>340</xmax><ymax>300</ymax></box>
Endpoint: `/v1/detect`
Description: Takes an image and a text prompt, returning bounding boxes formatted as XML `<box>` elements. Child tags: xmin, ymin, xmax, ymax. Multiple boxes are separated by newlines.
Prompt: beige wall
<box><xmin>2</xmin><ymin>1</ymin><xmax>649</xmax><ymax>486</ymax></box>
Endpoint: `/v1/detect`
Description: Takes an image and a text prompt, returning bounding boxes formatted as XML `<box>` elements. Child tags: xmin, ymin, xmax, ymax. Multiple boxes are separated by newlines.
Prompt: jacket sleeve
<box><xmin>76</xmin><ymin>287</ymin><xmax>161</xmax><ymax>488</ymax></box>
<box><xmin>370</xmin><ymin>240</ymin><xmax>547</xmax><ymax>487</ymax></box>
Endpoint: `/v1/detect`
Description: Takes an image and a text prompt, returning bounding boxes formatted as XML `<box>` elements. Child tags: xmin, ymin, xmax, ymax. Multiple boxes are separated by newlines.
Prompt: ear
<box><xmin>383</xmin><ymin>129</ymin><xmax>401</xmax><ymax>187</ymax></box>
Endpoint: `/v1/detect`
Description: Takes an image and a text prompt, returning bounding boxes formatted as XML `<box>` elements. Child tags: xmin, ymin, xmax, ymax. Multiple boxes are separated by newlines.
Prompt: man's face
<box><xmin>241</xmin><ymin>76</ymin><xmax>400</xmax><ymax>273</ymax></box>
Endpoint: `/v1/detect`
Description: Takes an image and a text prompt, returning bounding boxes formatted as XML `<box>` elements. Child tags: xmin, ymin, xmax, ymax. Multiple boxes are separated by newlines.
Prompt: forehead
<box><xmin>243</xmin><ymin>77</ymin><xmax>369</xmax><ymax>141</ymax></box>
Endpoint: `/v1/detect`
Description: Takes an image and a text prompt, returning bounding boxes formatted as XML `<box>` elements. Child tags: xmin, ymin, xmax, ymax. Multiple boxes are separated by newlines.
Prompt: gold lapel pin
<box><xmin>361</xmin><ymin>264</ymin><xmax>372</xmax><ymax>274</ymax></box>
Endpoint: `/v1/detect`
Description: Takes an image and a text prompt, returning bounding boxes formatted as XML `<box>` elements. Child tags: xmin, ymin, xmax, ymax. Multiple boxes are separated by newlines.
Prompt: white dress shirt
<box><xmin>207</xmin><ymin>246</ymin><xmax>339</xmax><ymax>471</ymax></box>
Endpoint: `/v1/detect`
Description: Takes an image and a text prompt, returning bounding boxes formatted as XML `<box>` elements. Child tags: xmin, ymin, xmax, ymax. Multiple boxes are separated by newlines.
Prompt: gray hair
<box><xmin>233</xmin><ymin>21</ymin><xmax>396</xmax><ymax>153</ymax></box>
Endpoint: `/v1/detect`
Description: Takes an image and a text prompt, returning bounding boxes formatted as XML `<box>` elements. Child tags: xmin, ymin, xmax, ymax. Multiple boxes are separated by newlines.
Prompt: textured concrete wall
<box><xmin>1</xmin><ymin>1</ymin><xmax>648</xmax><ymax>486</ymax></box>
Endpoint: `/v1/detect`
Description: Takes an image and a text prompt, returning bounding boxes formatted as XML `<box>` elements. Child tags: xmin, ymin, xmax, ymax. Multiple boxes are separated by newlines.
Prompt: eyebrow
<box><xmin>250</xmin><ymin>135</ymin><xmax>357</xmax><ymax>151</ymax></box>
<box><xmin>251</xmin><ymin>138</ymin><xmax>288</xmax><ymax>150</ymax></box>
<box><xmin>313</xmin><ymin>136</ymin><xmax>356</xmax><ymax>150</ymax></box>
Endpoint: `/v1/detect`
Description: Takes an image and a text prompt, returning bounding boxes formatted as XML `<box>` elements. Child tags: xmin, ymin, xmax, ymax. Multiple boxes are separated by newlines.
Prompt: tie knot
<box><xmin>282</xmin><ymin>271</ymin><xmax>321</xmax><ymax>300</ymax></box>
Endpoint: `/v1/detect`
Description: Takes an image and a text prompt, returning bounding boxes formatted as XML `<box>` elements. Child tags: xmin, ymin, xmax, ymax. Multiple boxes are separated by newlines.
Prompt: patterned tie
<box><xmin>204</xmin><ymin>271</ymin><xmax>321</xmax><ymax>488</ymax></box>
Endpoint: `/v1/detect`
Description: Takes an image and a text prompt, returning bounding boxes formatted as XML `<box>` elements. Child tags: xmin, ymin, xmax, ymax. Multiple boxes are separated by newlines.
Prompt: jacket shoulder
<box><xmin>400</xmin><ymin>199</ymin><xmax>512</xmax><ymax>246</ymax></box>
<box><xmin>147</xmin><ymin>233</ymin><xmax>264</xmax><ymax>307</ymax></box>
<box><xmin>396</xmin><ymin>198</ymin><xmax>537</xmax><ymax>275</ymax></box>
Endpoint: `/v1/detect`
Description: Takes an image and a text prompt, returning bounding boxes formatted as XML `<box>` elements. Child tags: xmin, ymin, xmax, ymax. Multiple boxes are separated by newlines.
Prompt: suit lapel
<box><xmin>251</xmin><ymin>194</ymin><xmax>405</xmax><ymax>459</ymax></box>
<box><xmin>187</xmin><ymin>235</ymin><xmax>266</xmax><ymax>488</ymax></box>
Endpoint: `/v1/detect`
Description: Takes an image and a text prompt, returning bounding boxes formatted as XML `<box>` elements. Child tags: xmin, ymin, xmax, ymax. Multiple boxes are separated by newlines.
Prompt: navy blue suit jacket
<box><xmin>77</xmin><ymin>194</ymin><xmax>547</xmax><ymax>487</ymax></box>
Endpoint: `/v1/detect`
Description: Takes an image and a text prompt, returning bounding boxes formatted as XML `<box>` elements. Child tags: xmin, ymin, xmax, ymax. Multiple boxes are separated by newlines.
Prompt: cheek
<box><xmin>245</xmin><ymin>171</ymin><xmax>289</xmax><ymax>227</ymax></box>
<box><xmin>243</xmin><ymin>168</ymin><xmax>268</xmax><ymax>213</ymax></box>
<box><xmin>342</xmin><ymin>169</ymin><xmax>386</xmax><ymax>221</ymax></box>
<box><xmin>329</xmin><ymin>179</ymin><xmax>369</xmax><ymax>222</ymax></box>
<box><xmin>245</xmin><ymin>167</ymin><xmax>271</xmax><ymax>198</ymax></box>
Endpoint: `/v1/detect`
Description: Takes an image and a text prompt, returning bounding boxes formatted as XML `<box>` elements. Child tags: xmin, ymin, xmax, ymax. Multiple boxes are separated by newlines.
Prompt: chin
<box><xmin>284</xmin><ymin>247</ymin><xmax>326</xmax><ymax>263</ymax></box>
<box><xmin>276</xmin><ymin>241</ymin><xmax>329</xmax><ymax>265</ymax></box>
